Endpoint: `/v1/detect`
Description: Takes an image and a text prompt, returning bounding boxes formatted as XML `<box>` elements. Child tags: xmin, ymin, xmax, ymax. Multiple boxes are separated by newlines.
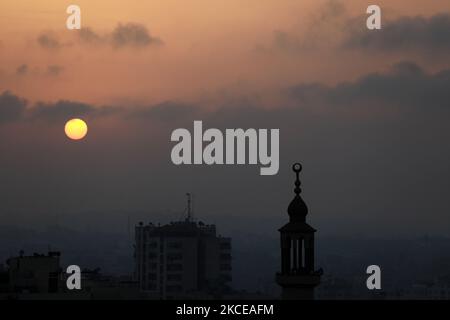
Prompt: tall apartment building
<box><xmin>134</xmin><ymin>196</ymin><xmax>232</xmax><ymax>299</ymax></box>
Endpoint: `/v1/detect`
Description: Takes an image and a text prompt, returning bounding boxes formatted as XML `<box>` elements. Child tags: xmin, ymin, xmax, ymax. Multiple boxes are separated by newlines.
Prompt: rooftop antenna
<box><xmin>186</xmin><ymin>193</ymin><xmax>193</xmax><ymax>222</ymax></box>
<box><xmin>127</xmin><ymin>214</ymin><xmax>132</xmax><ymax>247</ymax></box>
<box><xmin>192</xmin><ymin>194</ymin><xmax>195</xmax><ymax>220</ymax></box>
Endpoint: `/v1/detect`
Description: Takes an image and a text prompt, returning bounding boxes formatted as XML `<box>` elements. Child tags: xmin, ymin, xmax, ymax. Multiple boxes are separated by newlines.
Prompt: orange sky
<box><xmin>0</xmin><ymin>0</ymin><xmax>448</xmax><ymax>106</ymax></box>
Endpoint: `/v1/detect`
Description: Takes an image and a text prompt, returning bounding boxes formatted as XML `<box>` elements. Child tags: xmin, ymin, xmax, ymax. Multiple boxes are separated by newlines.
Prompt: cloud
<box><xmin>16</xmin><ymin>64</ymin><xmax>28</xmax><ymax>76</ymax></box>
<box><xmin>74</xmin><ymin>23</ymin><xmax>163</xmax><ymax>49</ymax></box>
<box><xmin>31</xmin><ymin>100</ymin><xmax>123</xmax><ymax>123</ymax></box>
<box><xmin>2</xmin><ymin>61</ymin><xmax>449</xmax><ymax>126</ymax></box>
<box><xmin>133</xmin><ymin>101</ymin><xmax>198</xmax><ymax>122</ymax></box>
<box><xmin>77</xmin><ymin>27</ymin><xmax>103</xmax><ymax>45</ymax></box>
<box><xmin>37</xmin><ymin>31</ymin><xmax>62</xmax><ymax>49</ymax></box>
<box><xmin>0</xmin><ymin>91</ymin><xmax>27</xmax><ymax>123</ymax></box>
<box><xmin>344</xmin><ymin>13</ymin><xmax>450</xmax><ymax>54</ymax></box>
<box><xmin>289</xmin><ymin>61</ymin><xmax>450</xmax><ymax>109</ymax></box>
<box><xmin>265</xmin><ymin>6</ymin><xmax>450</xmax><ymax>59</ymax></box>
<box><xmin>28</xmin><ymin>100</ymin><xmax>119</xmax><ymax>123</ymax></box>
<box><xmin>110</xmin><ymin>23</ymin><xmax>163</xmax><ymax>48</ymax></box>
<box><xmin>30</xmin><ymin>101</ymin><xmax>95</xmax><ymax>122</ymax></box>
<box><xmin>264</xmin><ymin>0</ymin><xmax>348</xmax><ymax>53</ymax></box>
<box><xmin>36</xmin><ymin>23</ymin><xmax>163</xmax><ymax>51</ymax></box>
<box><xmin>269</xmin><ymin>30</ymin><xmax>302</xmax><ymax>53</ymax></box>
<box><xmin>11</xmin><ymin>64</ymin><xmax>64</xmax><ymax>78</ymax></box>
<box><xmin>46</xmin><ymin>65</ymin><xmax>64</xmax><ymax>76</ymax></box>
<box><xmin>0</xmin><ymin>94</ymin><xmax>117</xmax><ymax>124</ymax></box>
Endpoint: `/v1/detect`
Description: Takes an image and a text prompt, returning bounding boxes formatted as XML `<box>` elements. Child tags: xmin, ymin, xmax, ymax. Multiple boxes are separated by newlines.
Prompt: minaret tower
<box><xmin>276</xmin><ymin>163</ymin><xmax>322</xmax><ymax>300</ymax></box>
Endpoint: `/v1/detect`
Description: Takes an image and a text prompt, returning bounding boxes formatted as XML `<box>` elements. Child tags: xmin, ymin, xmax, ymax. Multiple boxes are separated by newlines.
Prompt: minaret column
<box><xmin>305</xmin><ymin>235</ymin><xmax>314</xmax><ymax>272</ymax></box>
<box><xmin>281</xmin><ymin>235</ymin><xmax>291</xmax><ymax>274</ymax></box>
<box><xmin>298</xmin><ymin>237</ymin><xmax>303</xmax><ymax>269</ymax></box>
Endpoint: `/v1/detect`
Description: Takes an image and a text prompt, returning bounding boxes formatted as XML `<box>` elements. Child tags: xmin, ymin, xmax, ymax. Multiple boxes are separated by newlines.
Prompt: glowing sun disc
<box><xmin>65</xmin><ymin>118</ymin><xmax>88</xmax><ymax>140</ymax></box>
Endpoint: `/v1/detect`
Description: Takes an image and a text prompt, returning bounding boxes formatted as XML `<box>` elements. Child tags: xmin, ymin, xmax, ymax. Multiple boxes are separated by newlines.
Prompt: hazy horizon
<box><xmin>1</xmin><ymin>0</ymin><xmax>450</xmax><ymax>238</ymax></box>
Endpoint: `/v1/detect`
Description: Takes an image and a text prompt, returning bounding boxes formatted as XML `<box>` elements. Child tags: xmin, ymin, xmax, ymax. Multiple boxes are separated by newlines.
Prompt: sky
<box><xmin>0</xmin><ymin>0</ymin><xmax>450</xmax><ymax>237</ymax></box>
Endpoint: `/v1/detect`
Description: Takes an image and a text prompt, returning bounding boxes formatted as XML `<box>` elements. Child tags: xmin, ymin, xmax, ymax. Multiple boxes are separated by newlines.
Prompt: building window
<box><xmin>220</xmin><ymin>253</ymin><xmax>231</xmax><ymax>260</ymax></box>
<box><xmin>220</xmin><ymin>243</ymin><xmax>231</xmax><ymax>250</ymax></box>
<box><xmin>168</xmin><ymin>242</ymin><xmax>182</xmax><ymax>249</ymax></box>
<box><xmin>167</xmin><ymin>264</ymin><xmax>183</xmax><ymax>271</ymax></box>
<box><xmin>167</xmin><ymin>274</ymin><xmax>182</xmax><ymax>281</ymax></box>
<box><xmin>167</xmin><ymin>253</ymin><xmax>182</xmax><ymax>260</ymax></box>
<box><xmin>166</xmin><ymin>285</ymin><xmax>182</xmax><ymax>292</ymax></box>
<box><xmin>220</xmin><ymin>274</ymin><xmax>232</xmax><ymax>282</ymax></box>
<box><xmin>148</xmin><ymin>273</ymin><xmax>157</xmax><ymax>280</ymax></box>
<box><xmin>220</xmin><ymin>264</ymin><xmax>231</xmax><ymax>271</ymax></box>
<box><xmin>147</xmin><ymin>282</ymin><xmax>157</xmax><ymax>290</ymax></box>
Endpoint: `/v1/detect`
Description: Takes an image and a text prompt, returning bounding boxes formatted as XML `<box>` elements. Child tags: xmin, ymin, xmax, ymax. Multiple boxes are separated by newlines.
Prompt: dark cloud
<box><xmin>77</xmin><ymin>27</ymin><xmax>103</xmax><ymax>45</ymax></box>
<box><xmin>46</xmin><ymin>65</ymin><xmax>64</xmax><ymax>76</ymax></box>
<box><xmin>266</xmin><ymin>8</ymin><xmax>450</xmax><ymax>58</ymax></box>
<box><xmin>27</xmin><ymin>100</ymin><xmax>121</xmax><ymax>123</ymax></box>
<box><xmin>12</xmin><ymin>64</ymin><xmax>64</xmax><ymax>77</ymax></box>
<box><xmin>0</xmin><ymin>95</ymin><xmax>116</xmax><ymax>124</ymax></box>
<box><xmin>314</xmin><ymin>0</ymin><xmax>346</xmax><ymax>22</ymax></box>
<box><xmin>345</xmin><ymin>13</ymin><xmax>450</xmax><ymax>54</ymax></box>
<box><xmin>111</xmin><ymin>23</ymin><xmax>163</xmax><ymax>48</ymax></box>
<box><xmin>264</xmin><ymin>0</ymin><xmax>348</xmax><ymax>52</ymax></box>
<box><xmin>270</xmin><ymin>30</ymin><xmax>302</xmax><ymax>52</ymax></box>
<box><xmin>2</xmin><ymin>61</ymin><xmax>449</xmax><ymax>125</ymax></box>
<box><xmin>0</xmin><ymin>91</ymin><xmax>27</xmax><ymax>123</ymax></box>
<box><xmin>16</xmin><ymin>64</ymin><xmax>28</xmax><ymax>76</ymax></box>
<box><xmin>37</xmin><ymin>31</ymin><xmax>62</xmax><ymax>49</ymax></box>
<box><xmin>30</xmin><ymin>100</ymin><xmax>95</xmax><ymax>122</ymax></box>
<box><xmin>133</xmin><ymin>101</ymin><xmax>198</xmax><ymax>122</ymax></box>
<box><xmin>289</xmin><ymin>61</ymin><xmax>450</xmax><ymax>109</ymax></box>
<box><xmin>73</xmin><ymin>24</ymin><xmax>163</xmax><ymax>49</ymax></box>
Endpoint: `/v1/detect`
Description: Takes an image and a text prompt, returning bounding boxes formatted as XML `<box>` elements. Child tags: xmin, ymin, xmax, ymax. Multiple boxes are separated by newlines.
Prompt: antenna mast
<box><xmin>186</xmin><ymin>193</ymin><xmax>193</xmax><ymax>222</ymax></box>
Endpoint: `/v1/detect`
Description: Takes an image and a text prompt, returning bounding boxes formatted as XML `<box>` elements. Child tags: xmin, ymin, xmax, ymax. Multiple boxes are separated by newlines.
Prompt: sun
<box><xmin>65</xmin><ymin>118</ymin><xmax>88</xmax><ymax>140</ymax></box>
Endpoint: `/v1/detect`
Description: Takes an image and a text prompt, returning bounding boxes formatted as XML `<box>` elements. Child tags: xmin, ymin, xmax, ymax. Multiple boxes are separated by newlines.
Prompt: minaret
<box><xmin>276</xmin><ymin>163</ymin><xmax>322</xmax><ymax>300</ymax></box>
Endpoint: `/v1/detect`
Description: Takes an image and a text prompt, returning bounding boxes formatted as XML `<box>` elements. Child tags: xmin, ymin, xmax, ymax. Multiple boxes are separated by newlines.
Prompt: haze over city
<box><xmin>1</xmin><ymin>0</ymin><xmax>450</xmax><ymax>268</ymax></box>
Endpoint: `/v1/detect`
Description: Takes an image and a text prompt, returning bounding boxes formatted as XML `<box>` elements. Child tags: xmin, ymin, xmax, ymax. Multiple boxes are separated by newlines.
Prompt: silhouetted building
<box><xmin>0</xmin><ymin>264</ymin><xmax>9</xmax><ymax>293</ymax></box>
<box><xmin>6</xmin><ymin>251</ymin><xmax>61</xmax><ymax>294</ymax></box>
<box><xmin>134</xmin><ymin>194</ymin><xmax>232</xmax><ymax>299</ymax></box>
<box><xmin>75</xmin><ymin>269</ymin><xmax>141</xmax><ymax>300</ymax></box>
<box><xmin>276</xmin><ymin>163</ymin><xmax>322</xmax><ymax>300</ymax></box>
